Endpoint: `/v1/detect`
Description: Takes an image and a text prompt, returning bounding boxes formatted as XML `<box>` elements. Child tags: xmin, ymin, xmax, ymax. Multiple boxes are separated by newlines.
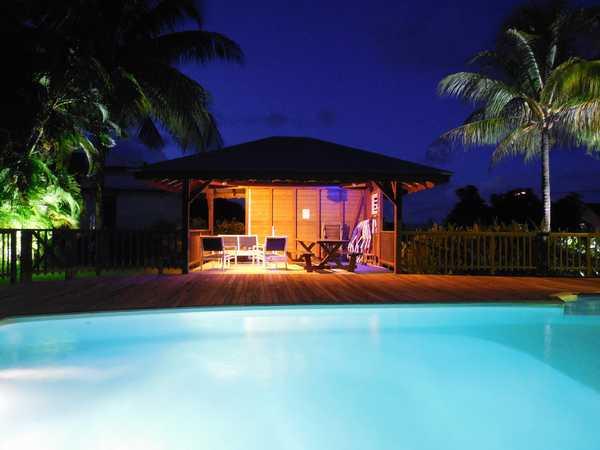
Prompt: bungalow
<box><xmin>136</xmin><ymin>136</ymin><xmax>451</xmax><ymax>273</ymax></box>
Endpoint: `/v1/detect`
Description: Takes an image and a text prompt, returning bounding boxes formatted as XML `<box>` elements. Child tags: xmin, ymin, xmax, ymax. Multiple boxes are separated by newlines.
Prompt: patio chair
<box><xmin>220</xmin><ymin>235</ymin><xmax>240</xmax><ymax>264</ymax></box>
<box><xmin>322</xmin><ymin>223</ymin><xmax>343</xmax><ymax>240</ymax></box>
<box><xmin>321</xmin><ymin>223</ymin><xmax>345</xmax><ymax>262</ymax></box>
<box><xmin>199</xmin><ymin>237</ymin><xmax>234</xmax><ymax>270</ymax></box>
<box><xmin>237</xmin><ymin>235</ymin><xmax>261</xmax><ymax>264</ymax></box>
<box><xmin>256</xmin><ymin>236</ymin><xmax>288</xmax><ymax>269</ymax></box>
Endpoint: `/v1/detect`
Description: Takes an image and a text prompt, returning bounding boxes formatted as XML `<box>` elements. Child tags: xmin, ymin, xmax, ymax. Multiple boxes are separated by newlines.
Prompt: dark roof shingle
<box><xmin>136</xmin><ymin>136</ymin><xmax>451</xmax><ymax>184</ymax></box>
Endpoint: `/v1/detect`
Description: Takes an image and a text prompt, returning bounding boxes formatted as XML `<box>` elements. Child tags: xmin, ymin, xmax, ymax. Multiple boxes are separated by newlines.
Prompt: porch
<box><xmin>137</xmin><ymin>136</ymin><xmax>452</xmax><ymax>274</ymax></box>
<box><xmin>2</xmin><ymin>271</ymin><xmax>600</xmax><ymax>319</ymax></box>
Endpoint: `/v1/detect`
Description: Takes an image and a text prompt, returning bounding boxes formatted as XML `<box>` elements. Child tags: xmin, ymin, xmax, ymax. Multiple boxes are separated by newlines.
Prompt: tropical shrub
<box><xmin>0</xmin><ymin>157</ymin><xmax>81</xmax><ymax>228</ymax></box>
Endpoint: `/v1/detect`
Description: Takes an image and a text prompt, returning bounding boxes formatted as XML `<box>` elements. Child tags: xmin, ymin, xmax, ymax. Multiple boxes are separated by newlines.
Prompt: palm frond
<box><xmin>504</xmin><ymin>28</ymin><xmax>544</xmax><ymax>93</ymax></box>
<box><xmin>553</xmin><ymin>98</ymin><xmax>600</xmax><ymax>148</ymax></box>
<box><xmin>135</xmin><ymin>63</ymin><xmax>218</xmax><ymax>151</ymax></box>
<box><xmin>438</xmin><ymin>72</ymin><xmax>521</xmax><ymax>115</ymax></box>
<box><xmin>127</xmin><ymin>30</ymin><xmax>243</xmax><ymax>66</ymax></box>
<box><xmin>499</xmin><ymin>96</ymin><xmax>533</xmax><ymax>123</ymax></box>
<box><xmin>438</xmin><ymin>117</ymin><xmax>515</xmax><ymax>149</ymax></box>
<box><xmin>138</xmin><ymin>117</ymin><xmax>165</xmax><ymax>149</ymax></box>
<box><xmin>491</xmin><ymin>124</ymin><xmax>540</xmax><ymax>164</ymax></box>
<box><xmin>544</xmin><ymin>60</ymin><xmax>600</xmax><ymax>105</ymax></box>
<box><xmin>129</xmin><ymin>0</ymin><xmax>204</xmax><ymax>36</ymax></box>
<box><xmin>467</xmin><ymin>50</ymin><xmax>497</xmax><ymax>67</ymax></box>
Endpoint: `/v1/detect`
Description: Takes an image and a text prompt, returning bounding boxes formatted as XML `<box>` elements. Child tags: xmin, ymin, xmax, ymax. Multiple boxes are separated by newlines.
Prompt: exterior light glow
<box><xmin>302</xmin><ymin>209</ymin><xmax>310</xmax><ymax>220</ymax></box>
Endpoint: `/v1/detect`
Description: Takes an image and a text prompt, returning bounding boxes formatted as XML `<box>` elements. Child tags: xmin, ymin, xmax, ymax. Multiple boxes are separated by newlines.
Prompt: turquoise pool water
<box><xmin>1</xmin><ymin>303</ymin><xmax>599</xmax><ymax>450</ymax></box>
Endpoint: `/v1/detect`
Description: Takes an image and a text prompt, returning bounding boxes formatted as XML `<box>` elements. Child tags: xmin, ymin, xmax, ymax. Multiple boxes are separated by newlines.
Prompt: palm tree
<box><xmin>2</xmin><ymin>0</ymin><xmax>243</xmax><ymax>227</ymax></box>
<box><xmin>435</xmin><ymin>15</ymin><xmax>600</xmax><ymax>232</ymax></box>
<box><xmin>0</xmin><ymin>11</ymin><xmax>120</xmax><ymax>228</ymax></box>
<box><xmin>54</xmin><ymin>0</ymin><xmax>243</xmax><ymax>152</ymax></box>
<box><xmin>61</xmin><ymin>0</ymin><xmax>243</xmax><ymax>227</ymax></box>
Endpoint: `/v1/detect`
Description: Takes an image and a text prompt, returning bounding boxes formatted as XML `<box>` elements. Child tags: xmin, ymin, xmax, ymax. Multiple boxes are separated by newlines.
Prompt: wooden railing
<box><xmin>2</xmin><ymin>229</ymin><xmax>599</xmax><ymax>281</ymax></box>
<box><xmin>1</xmin><ymin>229</ymin><xmax>183</xmax><ymax>283</ymax></box>
<box><xmin>189</xmin><ymin>229</ymin><xmax>210</xmax><ymax>267</ymax></box>
<box><xmin>548</xmin><ymin>233</ymin><xmax>600</xmax><ymax>276</ymax></box>
<box><xmin>376</xmin><ymin>231</ymin><xmax>395</xmax><ymax>267</ymax></box>
<box><xmin>0</xmin><ymin>230</ymin><xmax>18</xmax><ymax>283</ymax></box>
<box><xmin>395</xmin><ymin>231</ymin><xmax>536</xmax><ymax>274</ymax></box>
<box><xmin>377</xmin><ymin>231</ymin><xmax>600</xmax><ymax>277</ymax></box>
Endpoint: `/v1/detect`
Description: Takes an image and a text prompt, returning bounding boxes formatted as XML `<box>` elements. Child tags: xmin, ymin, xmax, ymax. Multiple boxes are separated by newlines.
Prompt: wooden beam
<box><xmin>374</xmin><ymin>181</ymin><xmax>400</xmax><ymax>206</ymax></box>
<box><xmin>400</xmin><ymin>181</ymin><xmax>436</xmax><ymax>194</ymax></box>
<box><xmin>189</xmin><ymin>180</ymin><xmax>211</xmax><ymax>205</ymax></box>
<box><xmin>393</xmin><ymin>181</ymin><xmax>407</xmax><ymax>275</ymax></box>
<box><xmin>213</xmin><ymin>188</ymin><xmax>246</xmax><ymax>199</ymax></box>
<box><xmin>181</xmin><ymin>178</ymin><xmax>190</xmax><ymax>274</ymax></box>
<box><xmin>207</xmin><ymin>188</ymin><xmax>215</xmax><ymax>235</ymax></box>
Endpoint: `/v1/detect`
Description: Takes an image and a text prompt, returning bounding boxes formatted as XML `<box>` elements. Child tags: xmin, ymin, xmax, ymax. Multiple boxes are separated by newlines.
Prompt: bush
<box><xmin>215</xmin><ymin>219</ymin><xmax>244</xmax><ymax>235</ymax></box>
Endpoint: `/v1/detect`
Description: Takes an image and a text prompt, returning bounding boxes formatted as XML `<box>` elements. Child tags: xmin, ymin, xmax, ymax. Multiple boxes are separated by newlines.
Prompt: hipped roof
<box><xmin>135</xmin><ymin>136</ymin><xmax>451</xmax><ymax>192</ymax></box>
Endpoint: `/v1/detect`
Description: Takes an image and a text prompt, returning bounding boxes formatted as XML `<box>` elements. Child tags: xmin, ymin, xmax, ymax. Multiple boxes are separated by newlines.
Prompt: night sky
<box><xmin>112</xmin><ymin>0</ymin><xmax>600</xmax><ymax>225</ymax></box>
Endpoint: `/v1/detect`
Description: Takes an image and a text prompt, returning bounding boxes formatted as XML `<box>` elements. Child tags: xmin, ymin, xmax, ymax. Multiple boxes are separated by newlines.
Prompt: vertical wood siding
<box><xmin>247</xmin><ymin>187</ymin><xmax>368</xmax><ymax>258</ymax></box>
<box><xmin>296</xmin><ymin>188</ymin><xmax>320</xmax><ymax>251</ymax></box>
<box><xmin>320</xmin><ymin>188</ymin><xmax>343</xmax><ymax>236</ymax></box>
<box><xmin>273</xmin><ymin>189</ymin><xmax>297</xmax><ymax>252</ymax></box>
<box><xmin>248</xmin><ymin>188</ymin><xmax>273</xmax><ymax>244</ymax></box>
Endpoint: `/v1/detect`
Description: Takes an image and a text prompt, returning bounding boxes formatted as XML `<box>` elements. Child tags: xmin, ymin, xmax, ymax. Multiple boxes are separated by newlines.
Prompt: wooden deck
<box><xmin>2</xmin><ymin>271</ymin><xmax>600</xmax><ymax>319</ymax></box>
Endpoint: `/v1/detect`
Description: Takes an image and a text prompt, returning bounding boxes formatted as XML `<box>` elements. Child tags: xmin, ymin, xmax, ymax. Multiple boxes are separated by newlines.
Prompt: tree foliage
<box><xmin>445</xmin><ymin>185</ymin><xmax>592</xmax><ymax>231</ymax></box>
<box><xmin>445</xmin><ymin>185</ymin><xmax>492</xmax><ymax>227</ymax></box>
<box><xmin>0</xmin><ymin>0</ymin><xmax>242</xmax><ymax>228</ymax></box>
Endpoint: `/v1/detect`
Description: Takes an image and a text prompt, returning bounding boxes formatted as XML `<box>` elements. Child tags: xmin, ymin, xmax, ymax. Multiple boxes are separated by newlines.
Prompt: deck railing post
<box><xmin>536</xmin><ymin>232</ymin><xmax>550</xmax><ymax>275</ymax></box>
<box><xmin>586</xmin><ymin>235</ymin><xmax>593</xmax><ymax>277</ymax></box>
<box><xmin>95</xmin><ymin>230</ymin><xmax>103</xmax><ymax>276</ymax></box>
<box><xmin>207</xmin><ymin>188</ymin><xmax>215</xmax><ymax>235</ymax></box>
<box><xmin>64</xmin><ymin>230</ymin><xmax>76</xmax><ymax>280</ymax></box>
<box><xmin>10</xmin><ymin>230</ymin><xmax>17</xmax><ymax>284</ymax></box>
<box><xmin>181</xmin><ymin>178</ymin><xmax>191</xmax><ymax>274</ymax></box>
<box><xmin>19</xmin><ymin>229</ymin><xmax>33</xmax><ymax>283</ymax></box>
<box><xmin>394</xmin><ymin>192</ymin><xmax>403</xmax><ymax>275</ymax></box>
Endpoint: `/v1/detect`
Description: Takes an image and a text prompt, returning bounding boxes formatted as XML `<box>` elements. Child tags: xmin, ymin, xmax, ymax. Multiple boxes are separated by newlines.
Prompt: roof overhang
<box><xmin>135</xmin><ymin>136</ymin><xmax>452</xmax><ymax>195</ymax></box>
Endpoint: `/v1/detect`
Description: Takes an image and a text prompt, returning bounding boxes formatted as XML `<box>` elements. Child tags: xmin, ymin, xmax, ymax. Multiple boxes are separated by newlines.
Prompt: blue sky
<box><xmin>111</xmin><ymin>0</ymin><xmax>600</xmax><ymax>224</ymax></box>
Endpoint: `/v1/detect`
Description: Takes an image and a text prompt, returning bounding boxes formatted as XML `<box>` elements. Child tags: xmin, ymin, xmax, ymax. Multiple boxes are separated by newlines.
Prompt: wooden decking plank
<box><xmin>1</xmin><ymin>272</ymin><xmax>600</xmax><ymax>319</ymax></box>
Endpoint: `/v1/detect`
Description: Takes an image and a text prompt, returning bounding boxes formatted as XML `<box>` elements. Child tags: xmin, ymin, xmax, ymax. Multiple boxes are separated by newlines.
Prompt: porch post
<box><xmin>181</xmin><ymin>178</ymin><xmax>190</xmax><ymax>274</ymax></box>
<box><xmin>207</xmin><ymin>188</ymin><xmax>215</xmax><ymax>235</ymax></box>
<box><xmin>393</xmin><ymin>182</ymin><xmax>405</xmax><ymax>275</ymax></box>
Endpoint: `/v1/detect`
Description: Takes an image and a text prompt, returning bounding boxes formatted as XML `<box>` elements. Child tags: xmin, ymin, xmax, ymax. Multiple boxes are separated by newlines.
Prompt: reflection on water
<box><xmin>0</xmin><ymin>305</ymin><xmax>599</xmax><ymax>450</ymax></box>
<box><xmin>564</xmin><ymin>295</ymin><xmax>600</xmax><ymax>316</ymax></box>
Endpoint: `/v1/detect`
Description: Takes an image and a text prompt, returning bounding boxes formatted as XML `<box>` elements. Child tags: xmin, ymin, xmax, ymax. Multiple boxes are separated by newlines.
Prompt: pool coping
<box><xmin>0</xmin><ymin>301</ymin><xmax>570</xmax><ymax>327</ymax></box>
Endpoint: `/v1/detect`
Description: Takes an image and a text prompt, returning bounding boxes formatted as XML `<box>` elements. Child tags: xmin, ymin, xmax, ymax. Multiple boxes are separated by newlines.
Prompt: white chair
<box><xmin>199</xmin><ymin>237</ymin><xmax>234</xmax><ymax>270</ymax></box>
<box><xmin>256</xmin><ymin>236</ymin><xmax>288</xmax><ymax>269</ymax></box>
<box><xmin>237</xmin><ymin>235</ymin><xmax>261</xmax><ymax>264</ymax></box>
<box><xmin>220</xmin><ymin>235</ymin><xmax>240</xmax><ymax>264</ymax></box>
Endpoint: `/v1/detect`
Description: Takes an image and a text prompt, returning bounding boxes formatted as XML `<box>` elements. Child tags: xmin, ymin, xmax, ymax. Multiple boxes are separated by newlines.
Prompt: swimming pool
<box><xmin>1</xmin><ymin>303</ymin><xmax>599</xmax><ymax>450</ymax></box>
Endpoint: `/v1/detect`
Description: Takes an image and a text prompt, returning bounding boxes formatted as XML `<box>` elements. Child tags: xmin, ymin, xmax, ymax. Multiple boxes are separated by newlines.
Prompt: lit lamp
<box><xmin>302</xmin><ymin>209</ymin><xmax>310</xmax><ymax>220</ymax></box>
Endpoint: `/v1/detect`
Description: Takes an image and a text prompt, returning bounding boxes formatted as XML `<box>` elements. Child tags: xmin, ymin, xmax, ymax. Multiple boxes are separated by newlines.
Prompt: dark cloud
<box><xmin>316</xmin><ymin>109</ymin><xmax>336</xmax><ymax>127</ymax></box>
<box><xmin>216</xmin><ymin>109</ymin><xmax>338</xmax><ymax>130</ymax></box>
<box><xmin>264</xmin><ymin>112</ymin><xmax>288</xmax><ymax>128</ymax></box>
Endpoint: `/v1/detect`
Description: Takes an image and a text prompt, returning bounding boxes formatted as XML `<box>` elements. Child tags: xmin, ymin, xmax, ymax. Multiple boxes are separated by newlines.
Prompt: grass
<box><xmin>0</xmin><ymin>267</ymin><xmax>183</xmax><ymax>285</ymax></box>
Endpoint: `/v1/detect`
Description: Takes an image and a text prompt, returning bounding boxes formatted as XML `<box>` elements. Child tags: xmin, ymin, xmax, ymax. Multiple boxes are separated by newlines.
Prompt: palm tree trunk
<box><xmin>541</xmin><ymin>130</ymin><xmax>551</xmax><ymax>232</ymax></box>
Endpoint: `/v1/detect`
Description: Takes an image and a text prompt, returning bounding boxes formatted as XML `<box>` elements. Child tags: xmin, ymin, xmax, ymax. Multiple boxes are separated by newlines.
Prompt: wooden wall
<box><xmin>246</xmin><ymin>187</ymin><xmax>369</xmax><ymax>256</ymax></box>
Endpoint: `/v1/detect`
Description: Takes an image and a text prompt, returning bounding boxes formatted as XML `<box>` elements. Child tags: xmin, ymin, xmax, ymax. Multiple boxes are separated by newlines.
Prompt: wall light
<box><xmin>302</xmin><ymin>208</ymin><xmax>310</xmax><ymax>220</ymax></box>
